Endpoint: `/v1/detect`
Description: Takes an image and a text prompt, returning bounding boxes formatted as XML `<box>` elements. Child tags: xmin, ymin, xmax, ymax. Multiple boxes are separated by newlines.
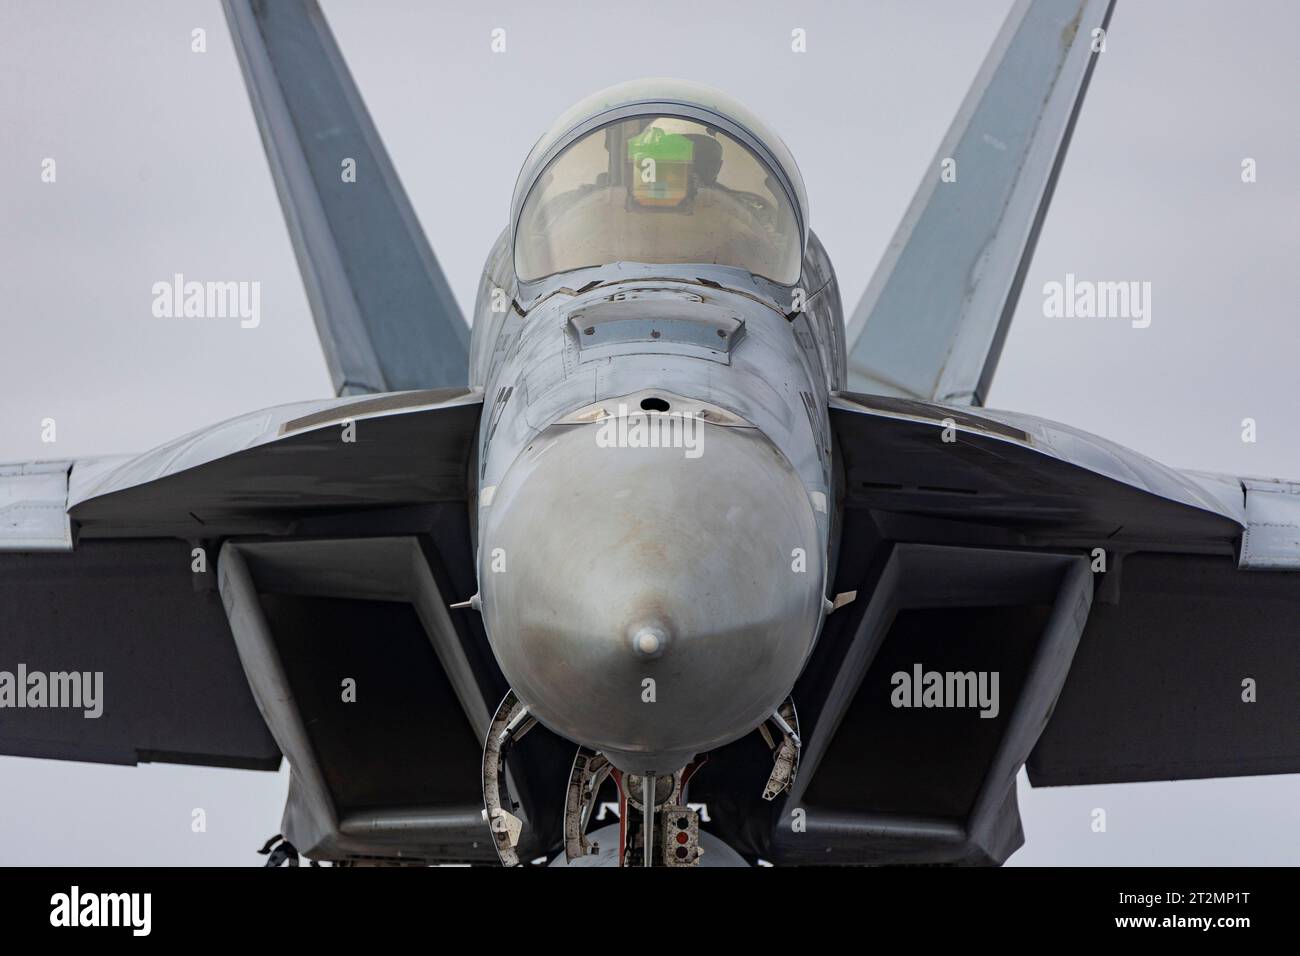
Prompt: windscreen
<box><xmin>515</xmin><ymin>116</ymin><xmax>802</xmax><ymax>284</ymax></box>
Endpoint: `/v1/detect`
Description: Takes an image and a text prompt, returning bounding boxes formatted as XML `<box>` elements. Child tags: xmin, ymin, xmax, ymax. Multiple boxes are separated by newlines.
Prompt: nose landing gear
<box><xmin>560</xmin><ymin>747</ymin><xmax>708</xmax><ymax>866</ymax></box>
<box><xmin>485</xmin><ymin>689</ymin><xmax>800</xmax><ymax>867</ymax></box>
<box><xmin>760</xmin><ymin>697</ymin><xmax>801</xmax><ymax>801</ymax></box>
<box><xmin>612</xmin><ymin>763</ymin><xmax>706</xmax><ymax>867</ymax></box>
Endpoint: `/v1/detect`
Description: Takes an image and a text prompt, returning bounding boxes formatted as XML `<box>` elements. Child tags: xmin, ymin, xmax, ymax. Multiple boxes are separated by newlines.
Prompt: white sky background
<box><xmin>1</xmin><ymin>0</ymin><xmax>1298</xmax><ymax>864</ymax></box>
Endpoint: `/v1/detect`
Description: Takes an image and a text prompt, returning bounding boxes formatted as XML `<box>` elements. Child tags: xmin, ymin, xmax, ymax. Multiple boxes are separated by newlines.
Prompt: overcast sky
<box><xmin>1</xmin><ymin>0</ymin><xmax>1298</xmax><ymax>864</ymax></box>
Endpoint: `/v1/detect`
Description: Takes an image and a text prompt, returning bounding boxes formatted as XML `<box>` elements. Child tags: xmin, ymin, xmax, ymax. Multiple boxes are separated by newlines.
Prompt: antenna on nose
<box><xmin>449</xmin><ymin>593</ymin><xmax>481</xmax><ymax>611</ymax></box>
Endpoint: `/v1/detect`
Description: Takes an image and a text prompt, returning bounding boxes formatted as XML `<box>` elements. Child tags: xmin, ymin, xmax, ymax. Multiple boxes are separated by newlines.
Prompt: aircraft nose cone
<box><xmin>478</xmin><ymin>418</ymin><xmax>825</xmax><ymax>775</ymax></box>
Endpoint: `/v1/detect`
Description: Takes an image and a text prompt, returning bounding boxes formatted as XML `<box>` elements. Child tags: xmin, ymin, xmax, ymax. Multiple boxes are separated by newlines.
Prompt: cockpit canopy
<box><xmin>512</xmin><ymin>80</ymin><xmax>808</xmax><ymax>287</ymax></box>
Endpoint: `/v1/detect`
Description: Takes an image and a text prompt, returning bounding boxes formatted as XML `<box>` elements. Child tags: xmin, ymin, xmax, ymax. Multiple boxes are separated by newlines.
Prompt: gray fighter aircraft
<box><xmin>3</xmin><ymin>0</ymin><xmax>1297</xmax><ymax>867</ymax></box>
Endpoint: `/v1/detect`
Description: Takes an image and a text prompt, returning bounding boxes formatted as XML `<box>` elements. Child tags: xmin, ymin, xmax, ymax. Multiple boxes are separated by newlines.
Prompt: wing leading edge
<box><xmin>829</xmin><ymin>391</ymin><xmax>1300</xmax><ymax>787</ymax></box>
<box><xmin>0</xmin><ymin>390</ymin><xmax>482</xmax><ymax>773</ymax></box>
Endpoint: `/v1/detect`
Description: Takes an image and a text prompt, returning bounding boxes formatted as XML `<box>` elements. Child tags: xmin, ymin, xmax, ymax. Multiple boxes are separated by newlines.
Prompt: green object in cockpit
<box><xmin>627</xmin><ymin>127</ymin><xmax>694</xmax><ymax>207</ymax></box>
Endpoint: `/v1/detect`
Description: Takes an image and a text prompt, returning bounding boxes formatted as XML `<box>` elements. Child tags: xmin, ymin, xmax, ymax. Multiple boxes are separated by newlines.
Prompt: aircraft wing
<box><xmin>1028</xmin><ymin>471</ymin><xmax>1300</xmax><ymax>785</ymax></box>
<box><xmin>735</xmin><ymin>392</ymin><xmax>1299</xmax><ymax>864</ymax></box>
<box><xmin>845</xmin><ymin>0</ymin><xmax>1115</xmax><ymax>405</ymax></box>
<box><xmin>811</xmin><ymin>390</ymin><xmax>1300</xmax><ymax>837</ymax></box>
<box><xmin>0</xmin><ymin>389</ymin><xmax>481</xmax><ymax>773</ymax></box>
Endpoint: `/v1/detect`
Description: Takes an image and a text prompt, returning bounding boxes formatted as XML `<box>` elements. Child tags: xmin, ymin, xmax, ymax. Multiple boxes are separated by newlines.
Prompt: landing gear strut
<box><xmin>760</xmin><ymin>697</ymin><xmax>801</xmax><ymax>801</ymax></box>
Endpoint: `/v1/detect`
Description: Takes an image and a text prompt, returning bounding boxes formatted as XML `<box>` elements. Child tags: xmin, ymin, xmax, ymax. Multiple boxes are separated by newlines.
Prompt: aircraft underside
<box><xmin>5</xmin><ymin>384</ymin><xmax>1298</xmax><ymax>866</ymax></box>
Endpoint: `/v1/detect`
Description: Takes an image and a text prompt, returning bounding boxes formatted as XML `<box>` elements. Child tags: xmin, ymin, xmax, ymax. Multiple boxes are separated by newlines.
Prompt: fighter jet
<box><xmin>3</xmin><ymin>0</ymin><xmax>1297</xmax><ymax>867</ymax></box>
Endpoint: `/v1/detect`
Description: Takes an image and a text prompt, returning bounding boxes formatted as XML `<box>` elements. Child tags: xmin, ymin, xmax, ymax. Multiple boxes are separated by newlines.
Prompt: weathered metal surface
<box><xmin>548</xmin><ymin>823</ymin><xmax>747</xmax><ymax>867</ymax></box>
<box><xmin>660</xmin><ymin>806</ymin><xmax>701</xmax><ymax>866</ymax></box>
<box><xmin>478</xmin><ymin>418</ymin><xmax>826</xmax><ymax>776</ymax></box>
<box><xmin>761</xmin><ymin>699</ymin><xmax>801</xmax><ymax>802</ymax></box>
<box><xmin>1238</xmin><ymin>477</ymin><xmax>1300</xmax><ymax>569</ymax></box>
<box><xmin>563</xmin><ymin>748</ymin><xmax>613</xmax><ymax>862</ymax></box>
<box><xmin>829</xmin><ymin>391</ymin><xmax>1246</xmax><ymax>551</ymax></box>
<box><xmin>475</xmin><ymin>103</ymin><xmax>839</xmax><ymax>777</ymax></box>
<box><xmin>480</xmin><ymin>690</ymin><xmax>531</xmax><ymax>867</ymax></box>
<box><xmin>65</xmin><ymin>390</ymin><xmax>481</xmax><ymax>537</ymax></box>
<box><xmin>222</xmin><ymin>0</ymin><xmax>469</xmax><ymax>395</ymax></box>
<box><xmin>0</xmin><ymin>460</ymin><xmax>72</xmax><ymax>550</ymax></box>
<box><xmin>846</xmin><ymin>0</ymin><xmax>1116</xmax><ymax>404</ymax></box>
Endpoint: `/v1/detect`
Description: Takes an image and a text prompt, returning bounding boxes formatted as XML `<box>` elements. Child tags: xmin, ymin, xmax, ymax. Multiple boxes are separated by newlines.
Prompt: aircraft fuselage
<box><xmin>467</xmin><ymin>243</ymin><xmax>846</xmax><ymax>774</ymax></box>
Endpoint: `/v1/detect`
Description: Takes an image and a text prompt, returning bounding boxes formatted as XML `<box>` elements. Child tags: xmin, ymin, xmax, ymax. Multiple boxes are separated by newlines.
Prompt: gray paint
<box><xmin>846</xmin><ymin>0</ymin><xmax>1115</xmax><ymax>405</ymax></box>
<box><xmin>1030</xmin><ymin>552</ymin><xmax>1300</xmax><ymax>785</ymax></box>
<box><xmin>0</xmin><ymin>460</ymin><xmax>72</xmax><ymax>550</ymax></box>
<box><xmin>0</xmin><ymin>539</ymin><xmax>281</xmax><ymax>770</ymax></box>
<box><xmin>222</xmin><ymin>0</ymin><xmax>469</xmax><ymax>394</ymax></box>
<box><xmin>218</xmin><ymin>538</ymin><xmax>498</xmax><ymax>861</ymax></box>
<box><xmin>2</xmin><ymin>0</ymin><xmax>1298</xmax><ymax>866</ymax></box>
<box><xmin>1239</xmin><ymin>478</ymin><xmax>1300</xmax><ymax>569</ymax></box>
<box><xmin>774</xmin><ymin>545</ymin><xmax>1092</xmax><ymax>865</ymax></box>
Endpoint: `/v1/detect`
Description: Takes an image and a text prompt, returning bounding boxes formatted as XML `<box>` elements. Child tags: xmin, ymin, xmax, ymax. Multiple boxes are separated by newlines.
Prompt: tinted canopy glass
<box><xmin>515</xmin><ymin>116</ymin><xmax>802</xmax><ymax>285</ymax></box>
